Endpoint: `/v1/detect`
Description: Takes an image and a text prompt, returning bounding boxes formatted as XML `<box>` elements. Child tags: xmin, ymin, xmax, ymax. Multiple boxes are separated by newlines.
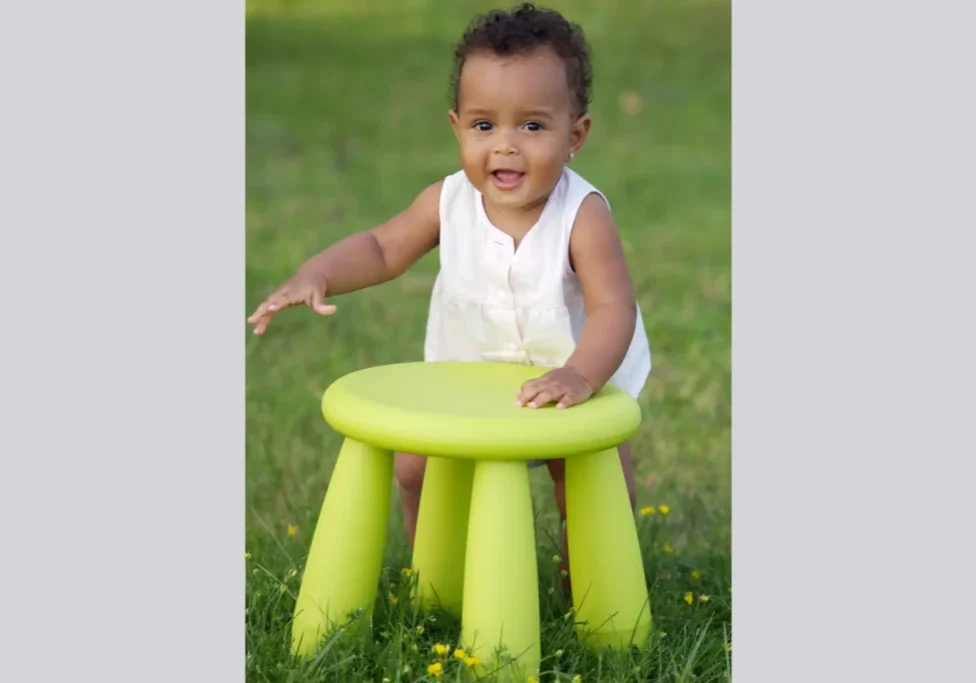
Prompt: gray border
<box><xmin>1</xmin><ymin>1</ymin><xmax>244</xmax><ymax>679</ymax></box>
<box><xmin>3</xmin><ymin>0</ymin><xmax>975</xmax><ymax>680</ymax></box>
<box><xmin>733</xmin><ymin>1</ymin><xmax>976</xmax><ymax>681</ymax></box>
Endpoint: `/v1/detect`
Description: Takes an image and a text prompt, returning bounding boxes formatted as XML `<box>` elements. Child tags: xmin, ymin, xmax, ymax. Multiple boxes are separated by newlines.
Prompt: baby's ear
<box><xmin>448</xmin><ymin>109</ymin><xmax>461</xmax><ymax>141</ymax></box>
<box><xmin>570</xmin><ymin>114</ymin><xmax>593</xmax><ymax>154</ymax></box>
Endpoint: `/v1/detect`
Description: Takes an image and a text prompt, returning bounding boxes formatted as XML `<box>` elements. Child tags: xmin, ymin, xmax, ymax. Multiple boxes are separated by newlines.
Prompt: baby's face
<box><xmin>450</xmin><ymin>48</ymin><xmax>589</xmax><ymax>215</ymax></box>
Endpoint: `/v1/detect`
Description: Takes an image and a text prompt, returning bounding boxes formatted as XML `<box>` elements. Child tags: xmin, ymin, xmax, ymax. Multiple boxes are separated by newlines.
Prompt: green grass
<box><xmin>246</xmin><ymin>1</ymin><xmax>730</xmax><ymax>680</ymax></box>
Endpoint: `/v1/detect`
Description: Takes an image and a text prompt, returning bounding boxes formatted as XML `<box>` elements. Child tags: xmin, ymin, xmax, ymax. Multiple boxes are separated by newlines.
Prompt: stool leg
<box><xmin>461</xmin><ymin>460</ymin><xmax>541</xmax><ymax>677</ymax></box>
<box><xmin>291</xmin><ymin>438</ymin><xmax>394</xmax><ymax>656</ymax></box>
<box><xmin>411</xmin><ymin>456</ymin><xmax>474</xmax><ymax>616</ymax></box>
<box><xmin>565</xmin><ymin>448</ymin><xmax>651</xmax><ymax>650</ymax></box>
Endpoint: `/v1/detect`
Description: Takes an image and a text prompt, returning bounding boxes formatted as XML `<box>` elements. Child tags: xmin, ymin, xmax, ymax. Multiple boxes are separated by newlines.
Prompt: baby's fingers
<box><xmin>517</xmin><ymin>378</ymin><xmax>545</xmax><ymax>407</ymax></box>
<box><xmin>247</xmin><ymin>300</ymin><xmax>271</xmax><ymax>324</ymax></box>
<box><xmin>309</xmin><ymin>288</ymin><xmax>338</xmax><ymax>317</ymax></box>
<box><xmin>556</xmin><ymin>392</ymin><xmax>582</xmax><ymax>409</ymax></box>
<box><xmin>247</xmin><ymin>302</ymin><xmax>278</xmax><ymax>335</ymax></box>
<box><xmin>248</xmin><ymin>288</ymin><xmax>296</xmax><ymax>333</ymax></box>
<box><xmin>251</xmin><ymin>313</ymin><xmax>275</xmax><ymax>336</ymax></box>
<box><xmin>527</xmin><ymin>387</ymin><xmax>564</xmax><ymax>408</ymax></box>
<box><xmin>248</xmin><ymin>289</ymin><xmax>286</xmax><ymax>321</ymax></box>
<box><xmin>519</xmin><ymin>380</ymin><xmax>566</xmax><ymax>409</ymax></box>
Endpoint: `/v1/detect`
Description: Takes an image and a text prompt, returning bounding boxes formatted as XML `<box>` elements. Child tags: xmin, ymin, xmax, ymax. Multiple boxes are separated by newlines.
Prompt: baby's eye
<box><xmin>523</xmin><ymin>121</ymin><xmax>545</xmax><ymax>132</ymax></box>
<box><xmin>473</xmin><ymin>121</ymin><xmax>493</xmax><ymax>132</ymax></box>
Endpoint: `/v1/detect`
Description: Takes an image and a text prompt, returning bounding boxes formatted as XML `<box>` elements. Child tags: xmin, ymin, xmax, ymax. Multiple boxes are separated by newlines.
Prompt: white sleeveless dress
<box><xmin>424</xmin><ymin>167</ymin><xmax>651</xmax><ymax>400</ymax></box>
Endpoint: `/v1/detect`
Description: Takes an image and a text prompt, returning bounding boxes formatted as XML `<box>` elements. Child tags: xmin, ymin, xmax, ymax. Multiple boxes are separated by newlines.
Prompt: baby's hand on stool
<box><xmin>517</xmin><ymin>367</ymin><xmax>594</xmax><ymax>409</ymax></box>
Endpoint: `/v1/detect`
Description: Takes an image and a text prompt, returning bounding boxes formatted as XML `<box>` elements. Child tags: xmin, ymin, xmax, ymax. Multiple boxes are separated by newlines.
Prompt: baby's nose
<box><xmin>492</xmin><ymin>131</ymin><xmax>519</xmax><ymax>156</ymax></box>
<box><xmin>493</xmin><ymin>140</ymin><xmax>518</xmax><ymax>156</ymax></box>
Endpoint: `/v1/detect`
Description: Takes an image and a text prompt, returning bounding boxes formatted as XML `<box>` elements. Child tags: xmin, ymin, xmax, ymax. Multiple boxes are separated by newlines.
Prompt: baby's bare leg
<box><xmin>547</xmin><ymin>442</ymin><xmax>637</xmax><ymax>589</ymax></box>
<box><xmin>394</xmin><ymin>452</ymin><xmax>427</xmax><ymax>547</ymax></box>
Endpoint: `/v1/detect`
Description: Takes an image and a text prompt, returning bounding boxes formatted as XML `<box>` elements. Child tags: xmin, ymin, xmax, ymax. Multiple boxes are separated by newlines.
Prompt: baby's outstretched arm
<box><xmin>517</xmin><ymin>193</ymin><xmax>638</xmax><ymax>408</ymax></box>
<box><xmin>248</xmin><ymin>181</ymin><xmax>441</xmax><ymax>334</ymax></box>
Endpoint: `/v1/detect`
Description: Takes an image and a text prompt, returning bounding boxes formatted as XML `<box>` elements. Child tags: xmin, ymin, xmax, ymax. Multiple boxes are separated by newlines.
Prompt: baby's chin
<box><xmin>482</xmin><ymin>184</ymin><xmax>536</xmax><ymax>208</ymax></box>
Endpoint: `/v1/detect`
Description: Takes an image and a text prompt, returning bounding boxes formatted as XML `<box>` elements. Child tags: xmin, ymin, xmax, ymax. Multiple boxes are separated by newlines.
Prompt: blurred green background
<box><xmin>246</xmin><ymin>1</ymin><xmax>729</xmax><ymax>680</ymax></box>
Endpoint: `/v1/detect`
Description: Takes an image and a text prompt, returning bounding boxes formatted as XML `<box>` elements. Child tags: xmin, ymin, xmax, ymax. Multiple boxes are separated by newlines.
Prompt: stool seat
<box><xmin>321</xmin><ymin>361</ymin><xmax>641</xmax><ymax>459</ymax></box>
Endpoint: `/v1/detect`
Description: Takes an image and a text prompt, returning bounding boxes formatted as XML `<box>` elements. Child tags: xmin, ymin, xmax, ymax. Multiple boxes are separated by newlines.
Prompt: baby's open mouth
<box><xmin>491</xmin><ymin>170</ymin><xmax>525</xmax><ymax>188</ymax></box>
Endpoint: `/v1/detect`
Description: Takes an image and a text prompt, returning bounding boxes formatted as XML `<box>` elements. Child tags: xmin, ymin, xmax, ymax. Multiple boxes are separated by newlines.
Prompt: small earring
<box><xmin>569</xmin><ymin>152</ymin><xmax>575</xmax><ymax>160</ymax></box>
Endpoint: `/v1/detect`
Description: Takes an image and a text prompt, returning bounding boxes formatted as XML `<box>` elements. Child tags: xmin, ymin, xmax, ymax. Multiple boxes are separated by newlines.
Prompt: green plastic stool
<box><xmin>291</xmin><ymin>362</ymin><xmax>650</xmax><ymax>675</ymax></box>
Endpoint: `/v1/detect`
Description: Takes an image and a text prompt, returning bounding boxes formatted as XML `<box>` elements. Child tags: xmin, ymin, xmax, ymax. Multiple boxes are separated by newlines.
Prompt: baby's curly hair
<box><xmin>451</xmin><ymin>3</ymin><xmax>593</xmax><ymax>117</ymax></box>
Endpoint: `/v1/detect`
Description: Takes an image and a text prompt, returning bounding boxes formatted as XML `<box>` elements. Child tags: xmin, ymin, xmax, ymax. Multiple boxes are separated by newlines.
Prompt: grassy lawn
<box><xmin>246</xmin><ymin>1</ymin><xmax>730</xmax><ymax>680</ymax></box>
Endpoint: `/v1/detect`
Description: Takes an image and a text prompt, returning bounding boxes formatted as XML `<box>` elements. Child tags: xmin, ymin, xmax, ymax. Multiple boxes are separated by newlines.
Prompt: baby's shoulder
<box><xmin>559</xmin><ymin>168</ymin><xmax>612</xmax><ymax>221</ymax></box>
<box><xmin>437</xmin><ymin>169</ymin><xmax>479</xmax><ymax>216</ymax></box>
<box><xmin>562</xmin><ymin>167</ymin><xmax>605</xmax><ymax>199</ymax></box>
<box><xmin>441</xmin><ymin>169</ymin><xmax>470</xmax><ymax>194</ymax></box>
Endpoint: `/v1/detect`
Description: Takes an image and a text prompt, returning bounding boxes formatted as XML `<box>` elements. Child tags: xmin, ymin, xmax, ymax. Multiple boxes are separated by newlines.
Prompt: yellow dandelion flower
<box><xmin>402</xmin><ymin>567</ymin><xmax>413</xmax><ymax>576</ymax></box>
<box><xmin>428</xmin><ymin>662</ymin><xmax>443</xmax><ymax>677</ymax></box>
<box><xmin>464</xmin><ymin>656</ymin><xmax>480</xmax><ymax>668</ymax></box>
<box><xmin>454</xmin><ymin>648</ymin><xmax>467</xmax><ymax>660</ymax></box>
<box><xmin>639</xmin><ymin>506</ymin><xmax>656</xmax><ymax>516</ymax></box>
<box><xmin>552</xmin><ymin>554</ymin><xmax>562</xmax><ymax>564</ymax></box>
<box><xmin>244</xmin><ymin>552</ymin><xmax>251</xmax><ymax>560</ymax></box>
<box><xmin>387</xmin><ymin>593</ymin><xmax>397</xmax><ymax>605</ymax></box>
<box><xmin>528</xmin><ymin>676</ymin><xmax>538</xmax><ymax>683</ymax></box>
<box><xmin>684</xmin><ymin>591</ymin><xmax>693</xmax><ymax>605</ymax></box>
<box><xmin>699</xmin><ymin>594</ymin><xmax>710</xmax><ymax>603</ymax></box>
<box><xmin>664</xmin><ymin>543</ymin><xmax>675</xmax><ymax>553</ymax></box>
<box><xmin>287</xmin><ymin>525</ymin><xmax>297</xmax><ymax>537</ymax></box>
<box><xmin>658</xmin><ymin>505</ymin><xmax>671</xmax><ymax>515</ymax></box>
<box><xmin>432</xmin><ymin>643</ymin><xmax>450</xmax><ymax>656</ymax></box>
<box><xmin>691</xmin><ymin>570</ymin><xmax>701</xmax><ymax>581</ymax></box>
